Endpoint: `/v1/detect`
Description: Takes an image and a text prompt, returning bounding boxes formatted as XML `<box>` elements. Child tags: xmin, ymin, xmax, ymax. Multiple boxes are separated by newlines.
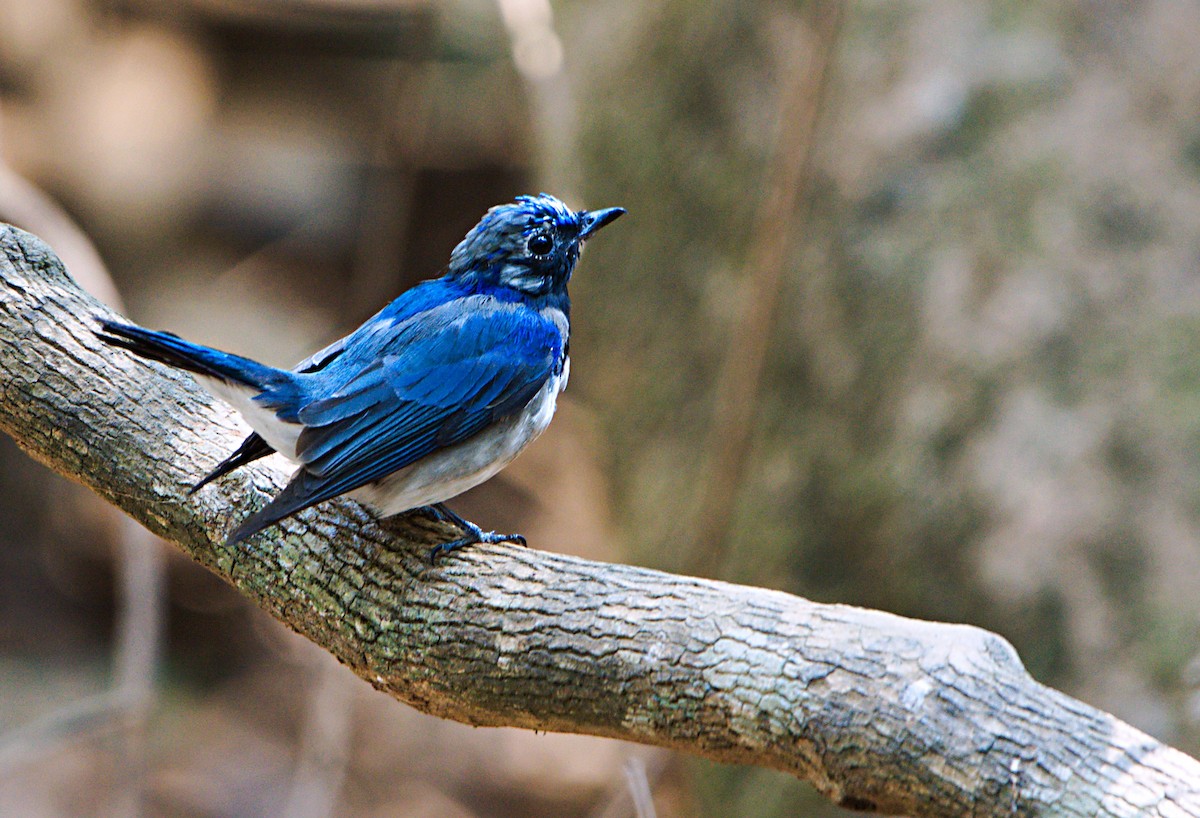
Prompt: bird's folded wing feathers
<box><xmin>226</xmin><ymin>306</ymin><xmax>561</xmax><ymax>541</ymax></box>
<box><xmin>293</xmin><ymin>336</ymin><xmax>347</xmax><ymax>373</ymax></box>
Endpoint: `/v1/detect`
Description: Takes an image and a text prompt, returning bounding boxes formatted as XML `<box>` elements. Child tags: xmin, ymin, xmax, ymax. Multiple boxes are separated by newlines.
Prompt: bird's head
<box><xmin>448</xmin><ymin>193</ymin><xmax>625</xmax><ymax>296</ymax></box>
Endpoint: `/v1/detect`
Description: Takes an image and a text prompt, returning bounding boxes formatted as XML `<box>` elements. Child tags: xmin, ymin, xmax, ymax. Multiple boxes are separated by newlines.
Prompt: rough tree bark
<box><xmin>0</xmin><ymin>224</ymin><xmax>1197</xmax><ymax>816</ymax></box>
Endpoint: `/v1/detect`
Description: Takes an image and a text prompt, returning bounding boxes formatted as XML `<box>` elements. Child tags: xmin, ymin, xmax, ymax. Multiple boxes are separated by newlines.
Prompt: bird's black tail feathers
<box><xmin>223</xmin><ymin>469</ymin><xmax>329</xmax><ymax>546</ymax></box>
<box><xmin>97</xmin><ymin>318</ymin><xmax>299</xmax><ymax>496</ymax></box>
<box><xmin>189</xmin><ymin>432</ymin><xmax>275</xmax><ymax>495</ymax></box>
<box><xmin>95</xmin><ymin>319</ymin><xmax>287</xmax><ymax>390</ymax></box>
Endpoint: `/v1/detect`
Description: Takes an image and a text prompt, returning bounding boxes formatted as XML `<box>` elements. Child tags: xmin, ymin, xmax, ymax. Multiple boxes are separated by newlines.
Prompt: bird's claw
<box><xmin>428</xmin><ymin>530</ymin><xmax>525</xmax><ymax>562</ymax></box>
<box><xmin>422</xmin><ymin>503</ymin><xmax>525</xmax><ymax>562</ymax></box>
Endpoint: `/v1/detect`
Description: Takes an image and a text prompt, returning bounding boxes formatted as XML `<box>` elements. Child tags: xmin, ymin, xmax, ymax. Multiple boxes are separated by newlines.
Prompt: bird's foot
<box><xmin>428</xmin><ymin>528</ymin><xmax>526</xmax><ymax>562</ymax></box>
<box><xmin>422</xmin><ymin>503</ymin><xmax>526</xmax><ymax>562</ymax></box>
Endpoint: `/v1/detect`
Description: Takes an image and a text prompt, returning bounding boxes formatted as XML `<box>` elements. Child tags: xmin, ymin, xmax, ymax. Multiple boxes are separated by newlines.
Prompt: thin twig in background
<box><xmin>0</xmin><ymin>162</ymin><xmax>120</xmax><ymax>308</ymax></box>
<box><xmin>496</xmin><ymin>0</ymin><xmax>579</xmax><ymax>198</ymax></box>
<box><xmin>110</xmin><ymin>518</ymin><xmax>167</xmax><ymax>818</ymax></box>
<box><xmin>277</xmin><ymin>653</ymin><xmax>357</xmax><ymax>818</ymax></box>
<box><xmin>687</xmin><ymin>2</ymin><xmax>844</xmax><ymax>578</ymax></box>
<box><xmin>0</xmin><ymin>150</ymin><xmax>166</xmax><ymax>813</ymax></box>
<box><xmin>587</xmin><ymin>753</ymin><xmax>669</xmax><ymax>818</ymax></box>
<box><xmin>623</xmin><ymin>757</ymin><xmax>658</xmax><ymax>818</ymax></box>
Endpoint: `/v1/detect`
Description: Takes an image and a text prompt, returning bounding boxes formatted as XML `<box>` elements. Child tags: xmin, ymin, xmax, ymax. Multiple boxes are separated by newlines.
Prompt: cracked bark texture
<box><xmin>0</xmin><ymin>224</ymin><xmax>1197</xmax><ymax>817</ymax></box>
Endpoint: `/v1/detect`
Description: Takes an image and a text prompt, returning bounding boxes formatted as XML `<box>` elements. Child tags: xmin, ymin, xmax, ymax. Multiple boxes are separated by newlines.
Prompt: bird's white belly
<box><xmin>351</xmin><ymin>364</ymin><xmax>567</xmax><ymax>514</ymax></box>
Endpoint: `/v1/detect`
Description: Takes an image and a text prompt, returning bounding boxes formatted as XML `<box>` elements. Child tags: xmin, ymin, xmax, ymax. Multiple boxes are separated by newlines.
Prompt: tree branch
<box><xmin>0</xmin><ymin>224</ymin><xmax>1197</xmax><ymax>816</ymax></box>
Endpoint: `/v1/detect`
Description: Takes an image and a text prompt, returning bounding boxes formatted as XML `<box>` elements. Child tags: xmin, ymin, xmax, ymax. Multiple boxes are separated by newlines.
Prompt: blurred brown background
<box><xmin>1</xmin><ymin>1</ymin><xmax>1199</xmax><ymax>816</ymax></box>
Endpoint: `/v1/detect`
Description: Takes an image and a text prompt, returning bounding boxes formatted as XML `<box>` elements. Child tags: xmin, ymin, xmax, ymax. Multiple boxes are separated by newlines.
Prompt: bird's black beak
<box><xmin>578</xmin><ymin>207</ymin><xmax>625</xmax><ymax>240</ymax></box>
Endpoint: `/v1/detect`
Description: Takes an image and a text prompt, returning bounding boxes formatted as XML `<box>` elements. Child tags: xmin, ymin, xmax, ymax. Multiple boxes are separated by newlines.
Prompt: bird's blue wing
<box><xmin>189</xmin><ymin>282</ymin><xmax>445</xmax><ymax>492</ymax></box>
<box><xmin>293</xmin><ymin>337</ymin><xmax>347</xmax><ymax>374</ymax></box>
<box><xmin>224</xmin><ymin>300</ymin><xmax>562</xmax><ymax>544</ymax></box>
<box><xmin>290</xmin><ymin>278</ymin><xmax>468</xmax><ymax>375</ymax></box>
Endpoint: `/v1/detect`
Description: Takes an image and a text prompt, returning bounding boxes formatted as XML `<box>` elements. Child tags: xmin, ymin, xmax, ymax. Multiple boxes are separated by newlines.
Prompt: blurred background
<box><xmin>0</xmin><ymin>0</ymin><xmax>1199</xmax><ymax>815</ymax></box>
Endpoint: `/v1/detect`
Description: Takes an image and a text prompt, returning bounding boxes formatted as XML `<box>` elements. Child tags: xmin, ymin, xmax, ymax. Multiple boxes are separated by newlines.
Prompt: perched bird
<box><xmin>97</xmin><ymin>193</ymin><xmax>624</xmax><ymax>558</ymax></box>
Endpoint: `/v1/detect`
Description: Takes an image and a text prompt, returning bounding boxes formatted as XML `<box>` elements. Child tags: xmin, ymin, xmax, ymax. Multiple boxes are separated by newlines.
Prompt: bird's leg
<box><xmin>424</xmin><ymin>502</ymin><xmax>526</xmax><ymax>561</ymax></box>
<box><xmin>415</xmin><ymin>504</ymin><xmax>452</xmax><ymax>524</ymax></box>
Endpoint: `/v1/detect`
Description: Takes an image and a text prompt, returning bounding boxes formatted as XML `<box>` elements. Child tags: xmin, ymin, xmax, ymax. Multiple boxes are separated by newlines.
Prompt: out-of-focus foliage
<box><xmin>1</xmin><ymin>0</ymin><xmax>1199</xmax><ymax>816</ymax></box>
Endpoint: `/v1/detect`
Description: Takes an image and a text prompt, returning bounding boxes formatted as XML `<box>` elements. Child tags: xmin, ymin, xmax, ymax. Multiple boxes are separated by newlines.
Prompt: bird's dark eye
<box><xmin>527</xmin><ymin>234</ymin><xmax>554</xmax><ymax>256</ymax></box>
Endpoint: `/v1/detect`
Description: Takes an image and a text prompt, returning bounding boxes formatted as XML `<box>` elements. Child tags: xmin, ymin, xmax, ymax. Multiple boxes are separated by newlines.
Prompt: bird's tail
<box><xmin>223</xmin><ymin>468</ymin><xmax>328</xmax><ymax>546</ymax></box>
<box><xmin>95</xmin><ymin>319</ymin><xmax>282</xmax><ymax>387</ymax></box>
<box><xmin>188</xmin><ymin>432</ymin><xmax>275</xmax><ymax>495</ymax></box>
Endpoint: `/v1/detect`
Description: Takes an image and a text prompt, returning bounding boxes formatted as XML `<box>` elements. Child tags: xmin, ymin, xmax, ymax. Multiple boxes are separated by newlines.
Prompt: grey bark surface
<box><xmin>0</xmin><ymin>224</ymin><xmax>1197</xmax><ymax>816</ymax></box>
